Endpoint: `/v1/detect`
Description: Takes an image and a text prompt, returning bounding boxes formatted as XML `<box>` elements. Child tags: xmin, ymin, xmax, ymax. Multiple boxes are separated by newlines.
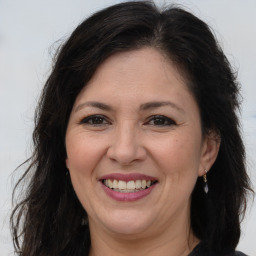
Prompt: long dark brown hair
<box><xmin>11</xmin><ymin>1</ymin><xmax>253</xmax><ymax>255</ymax></box>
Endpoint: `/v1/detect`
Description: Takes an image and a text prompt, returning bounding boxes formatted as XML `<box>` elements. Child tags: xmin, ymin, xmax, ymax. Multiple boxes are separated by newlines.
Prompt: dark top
<box><xmin>188</xmin><ymin>242</ymin><xmax>248</xmax><ymax>256</ymax></box>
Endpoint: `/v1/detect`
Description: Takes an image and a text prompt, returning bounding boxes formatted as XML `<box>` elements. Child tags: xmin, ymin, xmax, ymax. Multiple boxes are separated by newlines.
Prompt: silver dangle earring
<box><xmin>203</xmin><ymin>170</ymin><xmax>209</xmax><ymax>194</ymax></box>
<box><xmin>65</xmin><ymin>164</ymin><xmax>69</xmax><ymax>176</ymax></box>
<box><xmin>65</xmin><ymin>168</ymin><xmax>69</xmax><ymax>177</ymax></box>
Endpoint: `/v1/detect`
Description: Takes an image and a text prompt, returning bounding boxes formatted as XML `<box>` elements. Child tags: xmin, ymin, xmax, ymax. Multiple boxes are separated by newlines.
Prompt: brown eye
<box><xmin>80</xmin><ymin>115</ymin><xmax>109</xmax><ymax>126</ymax></box>
<box><xmin>146</xmin><ymin>115</ymin><xmax>176</xmax><ymax>126</ymax></box>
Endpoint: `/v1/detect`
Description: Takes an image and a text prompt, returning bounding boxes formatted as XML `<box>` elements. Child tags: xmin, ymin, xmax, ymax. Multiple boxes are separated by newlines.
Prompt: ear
<box><xmin>198</xmin><ymin>131</ymin><xmax>220</xmax><ymax>176</ymax></box>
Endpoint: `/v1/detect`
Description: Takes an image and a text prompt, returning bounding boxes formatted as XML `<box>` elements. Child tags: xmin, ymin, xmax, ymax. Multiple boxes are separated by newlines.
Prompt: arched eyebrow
<box><xmin>74</xmin><ymin>101</ymin><xmax>184</xmax><ymax>113</ymax></box>
<box><xmin>140</xmin><ymin>101</ymin><xmax>185</xmax><ymax>113</ymax></box>
<box><xmin>74</xmin><ymin>101</ymin><xmax>113</xmax><ymax>113</ymax></box>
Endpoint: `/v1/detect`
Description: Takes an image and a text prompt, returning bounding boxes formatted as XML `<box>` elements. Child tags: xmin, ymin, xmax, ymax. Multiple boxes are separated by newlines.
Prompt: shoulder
<box><xmin>232</xmin><ymin>252</ymin><xmax>248</xmax><ymax>256</ymax></box>
<box><xmin>189</xmin><ymin>242</ymin><xmax>249</xmax><ymax>256</ymax></box>
<box><xmin>226</xmin><ymin>250</ymin><xmax>248</xmax><ymax>256</ymax></box>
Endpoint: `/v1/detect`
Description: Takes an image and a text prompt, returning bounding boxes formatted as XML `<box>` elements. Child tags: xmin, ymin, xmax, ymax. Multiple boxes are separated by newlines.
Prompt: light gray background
<box><xmin>0</xmin><ymin>0</ymin><xmax>255</xmax><ymax>255</ymax></box>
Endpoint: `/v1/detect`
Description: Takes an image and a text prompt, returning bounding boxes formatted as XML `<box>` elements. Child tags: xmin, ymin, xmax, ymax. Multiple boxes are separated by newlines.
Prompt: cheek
<box><xmin>153</xmin><ymin>136</ymin><xmax>201</xmax><ymax>168</ymax></box>
<box><xmin>66</xmin><ymin>132</ymin><xmax>106</xmax><ymax>177</ymax></box>
<box><xmin>146</xmin><ymin>133</ymin><xmax>202</xmax><ymax>216</ymax></box>
<box><xmin>65</xmin><ymin>132</ymin><xmax>107</xmax><ymax>210</ymax></box>
<box><xmin>149</xmin><ymin>132</ymin><xmax>202</xmax><ymax>191</ymax></box>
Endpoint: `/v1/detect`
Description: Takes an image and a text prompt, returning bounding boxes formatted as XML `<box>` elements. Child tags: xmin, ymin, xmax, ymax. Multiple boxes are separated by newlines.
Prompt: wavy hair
<box><xmin>11</xmin><ymin>1</ymin><xmax>253</xmax><ymax>255</ymax></box>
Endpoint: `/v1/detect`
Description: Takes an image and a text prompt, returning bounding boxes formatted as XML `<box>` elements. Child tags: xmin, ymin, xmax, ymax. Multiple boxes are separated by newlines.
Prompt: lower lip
<box><xmin>101</xmin><ymin>182</ymin><xmax>157</xmax><ymax>202</ymax></box>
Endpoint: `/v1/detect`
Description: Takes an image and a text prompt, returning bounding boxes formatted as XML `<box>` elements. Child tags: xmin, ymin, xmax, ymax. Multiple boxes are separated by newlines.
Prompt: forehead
<box><xmin>74</xmin><ymin>47</ymin><xmax>194</xmax><ymax>105</ymax></box>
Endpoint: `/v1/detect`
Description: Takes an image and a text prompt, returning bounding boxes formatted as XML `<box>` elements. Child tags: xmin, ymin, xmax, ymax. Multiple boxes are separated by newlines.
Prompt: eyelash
<box><xmin>145</xmin><ymin>115</ymin><xmax>176</xmax><ymax>126</ymax></box>
<box><xmin>79</xmin><ymin>114</ymin><xmax>176</xmax><ymax>127</ymax></box>
<box><xmin>79</xmin><ymin>115</ymin><xmax>110</xmax><ymax>126</ymax></box>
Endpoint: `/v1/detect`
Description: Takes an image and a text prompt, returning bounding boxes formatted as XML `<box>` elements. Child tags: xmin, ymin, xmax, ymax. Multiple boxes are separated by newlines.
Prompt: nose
<box><xmin>106</xmin><ymin>122</ymin><xmax>147</xmax><ymax>165</ymax></box>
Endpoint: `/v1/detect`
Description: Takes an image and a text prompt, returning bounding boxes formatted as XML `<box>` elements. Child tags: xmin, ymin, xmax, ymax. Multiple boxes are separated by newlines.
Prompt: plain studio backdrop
<box><xmin>0</xmin><ymin>0</ymin><xmax>255</xmax><ymax>255</ymax></box>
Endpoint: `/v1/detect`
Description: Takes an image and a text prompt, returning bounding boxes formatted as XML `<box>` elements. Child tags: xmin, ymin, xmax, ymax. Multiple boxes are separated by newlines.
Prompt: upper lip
<box><xmin>99</xmin><ymin>173</ymin><xmax>158</xmax><ymax>182</ymax></box>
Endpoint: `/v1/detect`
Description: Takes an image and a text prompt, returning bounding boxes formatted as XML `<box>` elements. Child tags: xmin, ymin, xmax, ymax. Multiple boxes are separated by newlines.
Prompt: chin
<box><xmin>93</xmin><ymin>208</ymin><xmax>155</xmax><ymax>236</ymax></box>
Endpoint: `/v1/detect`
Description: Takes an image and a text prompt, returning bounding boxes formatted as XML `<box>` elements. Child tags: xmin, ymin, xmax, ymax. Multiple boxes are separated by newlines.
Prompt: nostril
<box><xmin>106</xmin><ymin>143</ymin><xmax>147</xmax><ymax>165</ymax></box>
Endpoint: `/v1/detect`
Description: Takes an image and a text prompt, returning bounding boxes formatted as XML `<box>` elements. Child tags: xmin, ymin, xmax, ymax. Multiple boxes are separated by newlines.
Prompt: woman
<box><xmin>11</xmin><ymin>1</ymin><xmax>252</xmax><ymax>255</ymax></box>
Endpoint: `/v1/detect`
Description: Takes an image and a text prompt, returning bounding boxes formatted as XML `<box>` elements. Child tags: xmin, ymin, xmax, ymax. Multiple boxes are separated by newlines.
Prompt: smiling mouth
<box><xmin>102</xmin><ymin>179</ymin><xmax>158</xmax><ymax>193</ymax></box>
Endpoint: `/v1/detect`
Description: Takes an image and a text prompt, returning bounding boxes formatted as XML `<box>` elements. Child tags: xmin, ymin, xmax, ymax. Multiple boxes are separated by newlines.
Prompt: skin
<box><xmin>65</xmin><ymin>47</ymin><xmax>220</xmax><ymax>256</ymax></box>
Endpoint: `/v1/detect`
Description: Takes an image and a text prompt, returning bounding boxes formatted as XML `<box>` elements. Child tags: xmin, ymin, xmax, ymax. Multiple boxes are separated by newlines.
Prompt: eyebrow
<box><xmin>74</xmin><ymin>101</ymin><xmax>113</xmax><ymax>112</ymax></box>
<box><xmin>74</xmin><ymin>101</ymin><xmax>184</xmax><ymax>113</ymax></box>
<box><xmin>140</xmin><ymin>101</ymin><xmax>185</xmax><ymax>113</ymax></box>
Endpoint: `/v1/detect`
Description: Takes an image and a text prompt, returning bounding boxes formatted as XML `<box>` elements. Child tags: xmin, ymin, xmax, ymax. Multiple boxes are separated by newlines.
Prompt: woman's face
<box><xmin>65</xmin><ymin>48</ymin><xmax>214</xmax><ymax>238</ymax></box>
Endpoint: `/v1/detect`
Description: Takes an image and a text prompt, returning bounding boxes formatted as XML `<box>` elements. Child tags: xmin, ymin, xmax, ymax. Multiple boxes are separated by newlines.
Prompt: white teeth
<box><xmin>108</xmin><ymin>179</ymin><xmax>113</xmax><ymax>189</ymax></box>
<box><xmin>127</xmin><ymin>181</ymin><xmax>135</xmax><ymax>190</ymax></box>
<box><xmin>113</xmin><ymin>180</ymin><xmax>118</xmax><ymax>189</ymax></box>
<box><xmin>118</xmin><ymin>180</ymin><xmax>127</xmax><ymax>190</ymax></box>
<box><xmin>135</xmin><ymin>180</ymin><xmax>142</xmax><ymax>189</ymax></box>
<box><xmin>103</xmin><ymin>179</ymin><xmax>155</xmax><ymax>191</ymax></box>
<box><xmin>142</xmin><ymin>180</ymin><xmax>146</xmax><ymax>189</ymax></box>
